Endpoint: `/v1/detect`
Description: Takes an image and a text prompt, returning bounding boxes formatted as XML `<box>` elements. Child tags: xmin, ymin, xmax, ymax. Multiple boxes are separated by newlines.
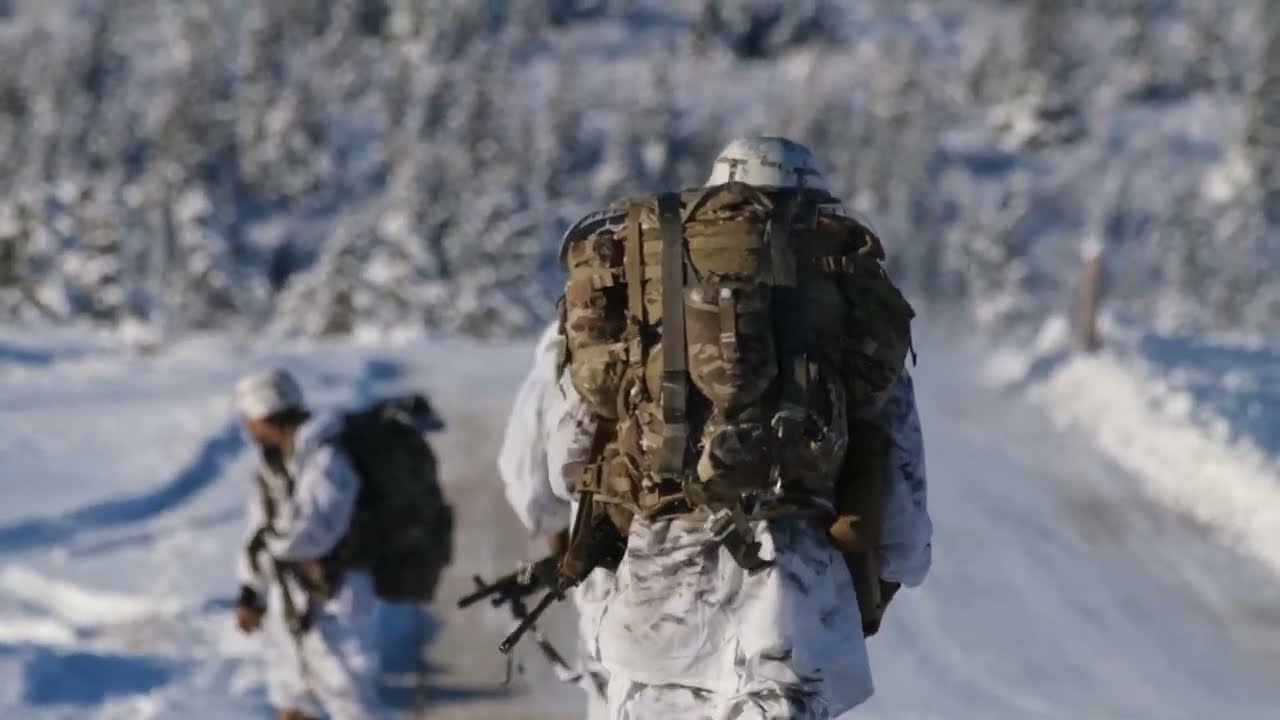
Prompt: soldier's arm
<box><xmin>547</xmin><ymin>370</ymin><xmax>596</xmax><ymax>504</ymax></box>
<box><xmin>873</xmin><ymin>372</ymin><xmax>933</xmax><ymax>588</ymax></box>
<box><xmin>498</xmin><ymin>325</ymin><xmax>573</xmax><ymax>537</ymax></box>
<box><xmin>263</xmin><ymin>445</ymin><xmax>361</xmax><ymax>562</ymax></box>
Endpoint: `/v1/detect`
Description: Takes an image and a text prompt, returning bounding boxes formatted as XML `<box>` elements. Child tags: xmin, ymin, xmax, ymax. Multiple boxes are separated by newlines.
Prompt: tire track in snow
<box><xmin>0</xmin><ymin>422</ymin><xmax>245</xmax><ymax>554</ymax></box>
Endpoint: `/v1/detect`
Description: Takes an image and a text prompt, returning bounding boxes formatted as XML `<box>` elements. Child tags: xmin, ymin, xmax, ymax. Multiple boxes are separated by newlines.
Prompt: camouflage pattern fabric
<box><xmin>575</xmin><ymin>567</ymin><xmax>616</xmax><ymax>719</ymax></box>
<box><xmin>872</xmin><ymin>373</ymin><xmax>931</xmax><ymax>587</ymax></box>
<box><xmin>262</xmin><ymin>570</ymin><xmax>385</xmax><ymax>719</ymax></box>
<box><xmin>606</xmin><ymin>678</ymin><xmax>827</xmax><ymax>720</ymax></box>
<box><xmin>559</xmin><ymin>183</ymin><xmax>914</xmax><ymax>523</ymax></box>
<box><xmin>597</xmin><ymin>514</ymin><xmax>864</xmax><ymax>719</ymax></box>
<box><xmin>581</xmin><ymin>372</ymin><xmax>930</xmax><ymax>719</ymax></box>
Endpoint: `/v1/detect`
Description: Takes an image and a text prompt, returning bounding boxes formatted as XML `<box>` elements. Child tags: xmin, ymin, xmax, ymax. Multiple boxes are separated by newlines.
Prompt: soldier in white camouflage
<box><xmin>555</xmin><ymin>137</ymin><xmax>932</xmax><ymax>719</ymax></box>
<box><xmin>233</xmin><ymin>369</ymin><xmax>390</xmax><ymax>720</ymax></box>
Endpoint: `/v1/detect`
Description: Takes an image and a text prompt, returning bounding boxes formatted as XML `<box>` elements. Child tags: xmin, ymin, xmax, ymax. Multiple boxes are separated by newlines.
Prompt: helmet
<box><xmin>235</xmin><ymin>368</ymin><xmax>306</xmax><ymax>420</ymax></box>
<box><xmin>705</xmin><ymin>136</ymin><xmax>828</xmax><ymax>191</ymax></box>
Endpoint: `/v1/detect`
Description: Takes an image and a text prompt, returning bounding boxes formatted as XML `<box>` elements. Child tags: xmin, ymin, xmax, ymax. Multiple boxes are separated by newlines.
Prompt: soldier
<box><xmin>497</xmin><ymin>321</ymin><xmax>613</xmax><ymax>719</ymax></box>
<box><xmin>233</xmin><ymin>369</ymin><xmax>389</xmax><ymax>720</ymax></box>
<box><xmin>555</xmin><ymin>137</ymin><xmax>932</xmax><ymax>718</ymax></box>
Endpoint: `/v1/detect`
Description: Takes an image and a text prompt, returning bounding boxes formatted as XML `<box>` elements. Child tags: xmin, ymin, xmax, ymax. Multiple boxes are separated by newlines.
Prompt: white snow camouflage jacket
<box><xmin>237</xmin><ymin>412</ymin><xmax>363</xmax><ymax>595</ymax></box>
<box><xmin>497</xmin><ymin>323</ymin><xmax>576</xmax><ymax>537</ymax></box>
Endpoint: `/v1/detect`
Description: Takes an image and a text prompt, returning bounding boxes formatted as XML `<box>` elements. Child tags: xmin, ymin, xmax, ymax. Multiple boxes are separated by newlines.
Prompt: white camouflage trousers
<box><xmin>262</xmin><ymin>570</ymin><xmax>388</xmax><ymax>720</ymax></box>
<box><xmin>597</xmin><ymin>516</ymin><xmax>868</xmax><ymax>720</ymax></box>
<box><xmin>574</xmin><ymin>568</ymin><xmax>614</xmax><ymax>720</ymax></box>
<box><xmin>606</xmin><ymin>674</ymin><xmax>831</xmax><ymax>720</ymax></box>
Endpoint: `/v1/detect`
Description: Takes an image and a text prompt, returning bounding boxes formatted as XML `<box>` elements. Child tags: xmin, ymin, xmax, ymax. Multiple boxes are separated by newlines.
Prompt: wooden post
<box><xmin>1076</xmin><ymin>238</ymin><xmax>1104</xmax><ymax>353</ymax></box>
<box><xmin>0</xmin><ymin>234</ymin><xmax>17</xmax><ymax>287</ymax></box>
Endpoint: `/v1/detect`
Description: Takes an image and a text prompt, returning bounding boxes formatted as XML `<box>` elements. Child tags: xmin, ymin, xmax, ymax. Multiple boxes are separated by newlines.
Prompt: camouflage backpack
<box><xmin>337</xmin><ymin>394</ymin><xmax>453</xmax><ymax>602</ymax></box>
<box><xmin>559</xmin><ymin>182</ymin><xmax>914</xmax><ymax>567</ymax></box>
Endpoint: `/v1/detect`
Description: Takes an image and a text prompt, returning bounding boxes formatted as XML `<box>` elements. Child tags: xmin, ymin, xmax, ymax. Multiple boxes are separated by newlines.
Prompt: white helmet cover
<box><xmin>706</xmin><ymin>136</ymin><xmax>828</xmax><ymax>191</ymax></box>
<box><xmin>235</xmin><ymin>368</ymin><xmax>306</xmax><ymax>420</ymax></box>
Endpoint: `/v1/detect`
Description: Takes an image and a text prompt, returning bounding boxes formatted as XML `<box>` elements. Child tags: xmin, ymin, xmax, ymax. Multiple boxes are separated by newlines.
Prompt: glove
<box><xmin>234</xmin><ymin>586</ymin><xmax>266</xmax><ymax>634</ymax></box>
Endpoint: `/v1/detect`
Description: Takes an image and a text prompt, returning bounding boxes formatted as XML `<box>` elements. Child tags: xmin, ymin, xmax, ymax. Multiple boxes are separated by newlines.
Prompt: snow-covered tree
<box><xmin>0</xmin><ymin>0</ymin><xmax>1273</xmax><ymax>337</ymax></box>
<box><xmin>695</xmin><ymin>0</ymin><xmax>841</xmax><ymax>59</ymax></box>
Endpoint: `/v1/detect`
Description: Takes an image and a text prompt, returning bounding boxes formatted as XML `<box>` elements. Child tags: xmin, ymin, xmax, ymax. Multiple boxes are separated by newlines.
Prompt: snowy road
<box><xmin>0</xmin><ymin>329</ymin><xmax>1276</xmax><ymax>719</ymax></box>
<box><xmin>858</xmin><ymin>334</ymin><xmax>1280</xmax><ymax>719</ymax></box>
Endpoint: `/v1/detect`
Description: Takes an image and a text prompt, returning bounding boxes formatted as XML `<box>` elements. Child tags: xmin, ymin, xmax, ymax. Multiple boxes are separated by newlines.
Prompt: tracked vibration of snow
<box><xmin>0</xmin><ymin>566</ymin><xmax>183</xmax><ymax>628</ymax></box>
<box><xmin>983</xmin><ymin>316</ymin><xmax>1280</xmax><ymax>578</ymax></box>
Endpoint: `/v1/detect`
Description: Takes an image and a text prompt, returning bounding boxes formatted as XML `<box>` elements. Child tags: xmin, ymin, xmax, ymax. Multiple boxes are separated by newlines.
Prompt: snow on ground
<box><xmin>982</xmin><ymin>315</ymin><xmax>1280</xmax><ymax>580</ymax></box>
<box><xmin>860</xmin><ymin>329</ymin><xmax>1280</xmax><ymax>720</ymax></box>
<box><xmin>0</xmin><ymin>323</ymin><xmax>1277</xmax><ymax>719</ymax></box>
<box><xmin>0</xmin><ymin>327</ymin><xmax>580</xmax><ymax>720</ymax></box>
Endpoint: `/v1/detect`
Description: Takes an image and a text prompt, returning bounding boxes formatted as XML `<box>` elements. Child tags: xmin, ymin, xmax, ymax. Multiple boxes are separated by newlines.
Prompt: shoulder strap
<box><xmin>769</xmin><ymin>191</ymin><xmax>799</xmax><ymax>288</ymax></box>
<box><xmin>255</xmin><ymin>449</ymin><xmax>293</xmax><ymax>521</ymax></box>
<box><xmin>656</xmin><ymin>192</ymin><xmax>688</xmax><ymax>479</ymax></box>
<box><xmin>245</xmin><ymin>469</ymin><xmax>272</xmax><ymax>576</ymax></box>
<box><xmin>624</xmin><ymin>202</ymin><xmax>646</xmax><ymax>325</ymax></box>
<box><xmin>622</xmin><ymin>201</ymin><xmax>648</xmax><ymax>391</ymax></box>
<box><xmin>254</xmin><ymin>468</ymin><xmax>274</xmax><ymax>523</ymax></box>
<box><xmin>770</xmin><ymin>192</ymin><xmax>809</xmax><ymax>441</ymax></box>
<box><xmin>575</xmin><ymin>416</ymin><xmax>618</xmax><ymax>496</ymax></box>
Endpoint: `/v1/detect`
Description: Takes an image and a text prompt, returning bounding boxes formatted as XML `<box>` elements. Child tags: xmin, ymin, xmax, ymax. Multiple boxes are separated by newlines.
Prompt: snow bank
<box><xmin>982</xmin><ymin>316</ymin><xmax>1280</xmax><ymax>578</ymax></box>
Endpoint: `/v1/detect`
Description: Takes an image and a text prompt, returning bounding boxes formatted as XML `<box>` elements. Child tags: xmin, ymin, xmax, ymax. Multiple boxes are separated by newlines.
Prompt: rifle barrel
<box><xmin>499</xmin><ymin>589</ymin><xmax>559</xmax><ymax>654</ymax></box>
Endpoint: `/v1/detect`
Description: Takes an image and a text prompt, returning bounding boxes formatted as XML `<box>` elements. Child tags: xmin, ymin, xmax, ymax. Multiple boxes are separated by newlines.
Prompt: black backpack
<box><xmin>337</xmin><ymin>393</ymin><xmax>452</xmax><ymax>603</ymax></box>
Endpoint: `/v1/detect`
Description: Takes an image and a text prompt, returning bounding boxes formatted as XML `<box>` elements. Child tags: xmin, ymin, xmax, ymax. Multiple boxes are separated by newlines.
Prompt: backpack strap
<box><xmin>770</xmin><ymin>192</ymin><xmax>809</xmax><ymax>444</ymax></box>
<box><xmin>624</xmin><ymin>202</ymin><xmax>646</xmax><ymax>326</ymax></box>
<box><xmin>565</xmin><ymin>415</ymin><xmax>623</xmax><ymax>583</ymax></box>
<box><xmin>768</xmin><ymin>191</ymin><xmax>799</xmax><ymax>288</ymax></box>
<box><xmin>246</xmin><ymin>469</ymin><xmax>273</xmax><ymax>579</ymax></box>
<box><xmin>251</xmin><ymin>455</ymin><xmax>316</xmax><ymax>635</ymax></box>
<box><xmin>254</xmin><ymin>469</ymin><xmax>275</xmax><ymax>529</ymax></box>
<box><xmin>255</xmin><ymin>448</ymin><xmax>293</xmax><ymax>525</ymax></box>
<box><xmin>575</xmin><ymin>416</ymin><xmax>616</xmax><ymax>495</ymax></box>
<box><xmin>655</xmin><ymin>192</ymin><xmax>689</xmax><ymax>479</ymax></box>
<box><xmin>622</xmin><ymin>201</ymin><xmax>648</xmax><ymax>401</ymax></box>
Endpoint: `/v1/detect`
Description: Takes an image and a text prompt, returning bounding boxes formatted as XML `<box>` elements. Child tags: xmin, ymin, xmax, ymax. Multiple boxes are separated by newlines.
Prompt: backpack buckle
<box><xmin>771</xmin><ymin>403</ymin><xmax>806</xmax><ymax>444</ymax></box>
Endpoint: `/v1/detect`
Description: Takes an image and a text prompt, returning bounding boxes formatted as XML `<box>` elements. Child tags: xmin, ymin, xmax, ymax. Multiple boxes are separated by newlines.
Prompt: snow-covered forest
<box><xmin>0</xmin><ymin>0</ymin><xmax>1276</xmax><ymax>338</ymax></box>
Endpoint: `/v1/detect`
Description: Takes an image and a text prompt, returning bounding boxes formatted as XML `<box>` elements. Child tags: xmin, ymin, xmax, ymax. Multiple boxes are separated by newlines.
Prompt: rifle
<box><xmin>458</xmin><ymin>494</ymin><xmax>624</xmax><ymax>693</ymax></box>
<box><xmin>458</xmin><ymin>555</ymin><xmax>607</xmax><ymax>697</ymax></box>
<box><xmin>498</xmin><ymin>495</ymin><xmax>625</xmax><ymax>653</ymax></box>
